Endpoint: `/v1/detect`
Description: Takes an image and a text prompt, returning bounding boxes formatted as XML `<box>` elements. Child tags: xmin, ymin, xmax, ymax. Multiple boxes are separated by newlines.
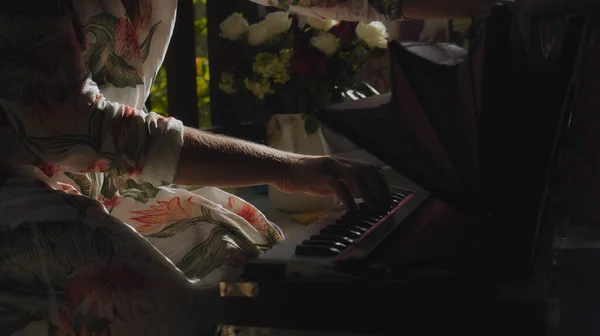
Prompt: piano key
<box><xmin>326</xmin><ymin>224</ymin><xmax>368</xmax><ymax>233</ymax></box>
<box><xmin>391</xmin><ymin>193</ymin><xmax>406</xmax><ymax>200</ymax></box>
<box><xmin>342</xmin><ymin>211</ymin><xmax>381</xmax><ymax>221</ymax></box>
<box><xmin>340</xmin><ymin>216</ymin><xmax>380</xmax><ymax>225</ymax></box>
<box><xmin>310</xmin><ymin>234</ymin><xmax>355</xmax><ymax>245</ymax></box>
<box><xmin>295</xmin><ymin>244</ymin><xmax>341</xmax><ymax>257</ymax></box>
<box><xmin>320</xmin><ymin>227</ymin><xmax>363</xmax><ymax>238</ymax></box>
<box><xmin>334</xmin><ymin>220</ymin><xmax>373</xmax><ymax>230</ymax></box>
<box><xmin>302</xmin><ymin>239</ymin><xmax>348</xmax><ymax>250</ymax></box>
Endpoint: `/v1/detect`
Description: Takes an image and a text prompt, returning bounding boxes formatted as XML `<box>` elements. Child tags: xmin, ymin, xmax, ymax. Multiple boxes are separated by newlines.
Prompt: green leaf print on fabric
<box><xmin>5</xmin><ymin>106</ymin><xmax>105</xmax><ymax>157</ymax></box>
<box><xmin>140</xmin><ymin>23</ymin><xmax>161</xmax><ymax>62</ymax></box>
<box><xmin>83</xmin><ymin>14</ymin><xmax>160</xmax><ymax>88</ymax></box>
<box><xmin>102</xmin><ymin>175</ymin><xmax>161</xmax><ymax>203</ymax></box>
<box><xmin>176</xmin><ymin>226</ymin><xmax>261</xmax><ymax>279</ymax></box>
<box><xmin>146</xmin><ymin>217</ymin><xmax>206</xmax><ymax>238</ymax></box>
<box><xmin>130</xmin><ymin>199</ymin><xmax>262</xmax><ymax>278</ymax></box>
<box><xmin>64</xmin><ymin>171</ymin><xmax>103</xmax><ymax>199</ymax></box>
<box><xmin>0</xmin><ymin>221</ymin><xmax>113</xmax><ymax>295</ymax></box>
<box><xmin>145</xmin><ymin>207</ymin><xmax>229</xmax><ymax>238</ymax></box>
<box><xmin>120</xmin><ymin>186</ymin><xmax>159</xmax><ymax>203</ymax></box>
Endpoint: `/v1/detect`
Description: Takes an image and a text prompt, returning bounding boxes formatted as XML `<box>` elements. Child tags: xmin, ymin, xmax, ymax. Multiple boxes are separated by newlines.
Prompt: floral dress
<box><xmin>0</xmin><ymin>1</ymin><xmax>282</xmax><ymax>335</ymax></box>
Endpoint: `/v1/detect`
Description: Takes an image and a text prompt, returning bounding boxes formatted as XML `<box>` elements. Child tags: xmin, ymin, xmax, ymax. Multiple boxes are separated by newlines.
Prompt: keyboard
<box><xmin>244</xmin><ymin>187</ymin><xmax>428</xmax><ymax>279</ymax></box>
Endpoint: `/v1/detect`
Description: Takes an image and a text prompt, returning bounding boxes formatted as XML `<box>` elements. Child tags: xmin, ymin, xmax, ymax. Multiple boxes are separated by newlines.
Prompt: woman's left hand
<box><xmin>273</xmin><ymin>156</ymin><xmax>393</xmax><ymax>210</ymax></box>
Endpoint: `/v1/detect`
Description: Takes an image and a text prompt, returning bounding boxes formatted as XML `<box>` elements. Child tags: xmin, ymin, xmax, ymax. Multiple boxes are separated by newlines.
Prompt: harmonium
<box><xmin>216</xmin><ymin>3</ymin><xmax>591</xmax><ymax>335</ymax></box>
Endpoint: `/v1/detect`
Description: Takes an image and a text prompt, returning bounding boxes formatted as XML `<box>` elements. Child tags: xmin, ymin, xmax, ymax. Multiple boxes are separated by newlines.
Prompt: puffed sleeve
<box><xmin>0</xmin><ymin>3</ymin><xmax>184</xmax><ymax>186</ymax></box>
<box><xmin>1</xmin><ymin>80</ymin><xmax>184</xmax><ymax>186</ymax></box>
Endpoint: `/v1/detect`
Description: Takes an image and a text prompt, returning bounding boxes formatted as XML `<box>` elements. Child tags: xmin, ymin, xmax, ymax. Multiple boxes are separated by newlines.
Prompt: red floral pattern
<box><xmin>225</xmin><ymin>196</ymin><xmax>270</xmax><ymax>231</ymax></box>
<box><xmin>102</xmin><ymin>196</ymin><xmax>124</xmax><ymax>211</ymax></box>
<box><xmin>130</xmin><ymin>196</ymin><xmax>193</xmax><ymax>232</ymax></box>
<box><xmin>58</xmin><ymin>183</ymin><xmax>82</xmax><ymax>196</ymax></box>
<box><xmin>122</xmin><ymin>0</ymin><xmax>153</xmax><ymax>33</ymax></box>
<box><xmin>114</xmin><ymin>17</ymin><xmax>143</xmax><ymax>63</ymax></box>
<box><xmin>37</xmin><ymin>160</ymin><xmax>59</xmax><ymax>178</ymax></box>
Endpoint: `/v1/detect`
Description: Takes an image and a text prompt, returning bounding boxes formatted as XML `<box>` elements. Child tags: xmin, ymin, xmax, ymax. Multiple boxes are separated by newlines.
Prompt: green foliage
<box><xmin>149</xmin><ymin>0</ymin><xmax>211</xmax><ymax>127</ymax></box>
<box><xmin>196</xmin><ymin>56</ymin><xmax>211</xmax><ymax>128</ymax></box>
<box><xmin>150</xmin><ymin>66</ymin><xmax>169</xmax><ymax>117</ymax></box>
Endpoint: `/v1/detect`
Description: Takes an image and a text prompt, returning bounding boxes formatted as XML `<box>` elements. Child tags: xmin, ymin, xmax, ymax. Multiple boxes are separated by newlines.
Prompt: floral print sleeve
<box><xmin>0</xmin><ymin>2</ymin><xmax>183</xmax><ymax>186</ymax></box>
<box><xmin>2</xmin><ymin>81</ymin><xmax>184</xmax><ymax>186</ymax></box>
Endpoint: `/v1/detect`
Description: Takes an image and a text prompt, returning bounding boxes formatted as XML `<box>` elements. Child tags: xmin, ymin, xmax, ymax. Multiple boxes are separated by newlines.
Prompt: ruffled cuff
<box><xmin>139</xmin><ymin>113</ymin><xmax>185</xmax><ymax>185</ymax></box>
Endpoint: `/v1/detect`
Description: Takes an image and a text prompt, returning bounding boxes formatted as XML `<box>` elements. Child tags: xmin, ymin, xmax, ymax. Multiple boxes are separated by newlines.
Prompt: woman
<box><xmin>0</xmin><ymin>0</ymin><xmax>501</xmax><ymax>335</ymax></box>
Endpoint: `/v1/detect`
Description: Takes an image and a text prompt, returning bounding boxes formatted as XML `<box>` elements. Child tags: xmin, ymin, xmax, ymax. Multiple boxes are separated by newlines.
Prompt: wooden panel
<box><xmin>165</xmin><ymin>0</ymin><xmax>199</xmax><ymax>127</ymax></box>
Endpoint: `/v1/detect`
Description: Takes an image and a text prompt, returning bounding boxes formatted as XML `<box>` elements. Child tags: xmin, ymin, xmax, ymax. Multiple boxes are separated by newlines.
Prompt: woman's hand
<box><xmin>273</xmin><ymin>156</ymin><xmax>393</xmax><ymax>210</ymax></box>
<box><xmin>176</xmin><ymin>128</ymin><xmax>392</xmax><ymax>210</ymax></box>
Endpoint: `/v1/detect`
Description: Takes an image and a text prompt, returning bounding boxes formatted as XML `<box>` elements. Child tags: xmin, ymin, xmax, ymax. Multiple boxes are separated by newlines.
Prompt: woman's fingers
<box><xmin>331</xmin><ymin>178</ymin><xmax>357</xmax><ymax>211</ymax></box>
<box><xmin>334</xmin><ymin>160</ymin><xmax>392</xmax><ymax>210</ymax></box>
<box><xmin>366</xmin><ymin>164</ymin><xmax>393</xmax><ymax>207</ymax></box>
<box><xmin>318</xmin><ymin>157</ymin><xmax>393</xmax><ymax>210</ymax></box>
<box><xmin>355</xmin><ymin>169</ymin><xmax>381</xmax><ymax>209</ymax></box>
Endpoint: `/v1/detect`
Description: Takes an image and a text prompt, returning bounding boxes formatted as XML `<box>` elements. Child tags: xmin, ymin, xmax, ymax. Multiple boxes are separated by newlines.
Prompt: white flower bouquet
<box><xmin>217</xmin><ymin>10</ymin><xmax>390</xmax><ymax>134</ymax></box>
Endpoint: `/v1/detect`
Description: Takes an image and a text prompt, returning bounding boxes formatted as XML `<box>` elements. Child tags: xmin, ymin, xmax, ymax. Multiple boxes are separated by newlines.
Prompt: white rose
<box><xmin>247</xmin><ymin>21</ymin><xmax>272</xmax><ymax>46</ymax></box>
<box><xmin>310</xmin><ymin>32</ymin><xmax>340</xmax><ymax>57</ymax></box>
<box><xmin>307</xmin><ymin>17</ymin><xmax>339</xmax><ymax>32</ymax></box>
<box><xmin>219</xmin><ymin>13</ymin><xmax>250</xmax><ymax>41</ymax></box>
<box><xmin>356</xmin><ymin>21</ymin><xmax>389</xmax><ymax>49</ymax></box>
<box><xmin>263</xmin><ymin>11</ymin><xmax>293</xmax><ymax>35</ymax></box>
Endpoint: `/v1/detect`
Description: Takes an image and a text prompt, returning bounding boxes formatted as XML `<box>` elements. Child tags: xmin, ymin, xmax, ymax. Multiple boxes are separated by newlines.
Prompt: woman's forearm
<box><xmin>173</xmin><ymin>126</ymin><xmax>305</xmax><ymax>187</ymax></box>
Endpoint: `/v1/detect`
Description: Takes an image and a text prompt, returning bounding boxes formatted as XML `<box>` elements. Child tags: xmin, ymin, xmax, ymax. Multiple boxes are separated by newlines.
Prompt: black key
<box><xmin>334</xmin><ymin>220</ymin><xmax>372</xmax><ymax>229</ymax></box>
<box><xmin>392</xmin><ymin>193</ymin><xmax>406</xmax><ymax>201</ymax></box>
<box><xmin>342</xmin><ymin>211</ymin><xmax>381</xmax><ymax>221</ymax></box>
<box><xmin>320</xmin><ymin>227</ymin><xmax>362</xmax><ymax>238</ymax></box>
<box><xmin>295</xmin><ymin>244</ymin><xmax>341</xmax><ymax>257</ymax></box>
<box><xmin>326</xmin><ymin>224</ymin><xmax>368</xmax><ymax>233</ymax></box>
<box><xmin>302</xmin><ymin>239</ymin><xmax>347</xmax><ymax>250</ymax></box>
<box><xmin>335</xmin><ymin>220</ymin><xmax>372</xmax><ymax>230</ymax></box>
<box><xmin>310</xmin><ymin>234</ymin><xmax>354</xmax><ymax>245</ymax></box>
<box><xmin>342</xmin><ymin>215</ymin><xmax>380</xmax><ymax>224</ymax></box>
<box><xmin>361</xmin><ymin>215</ymin><xmax>383</xmax><ymax>223</ymax></box>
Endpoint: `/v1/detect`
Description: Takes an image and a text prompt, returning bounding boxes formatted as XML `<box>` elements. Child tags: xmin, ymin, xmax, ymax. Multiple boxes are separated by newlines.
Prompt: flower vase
<box><xmin>266</xmin><ymin>114</ymin><xmax>338</xmax><ymax>214</ymax></box>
